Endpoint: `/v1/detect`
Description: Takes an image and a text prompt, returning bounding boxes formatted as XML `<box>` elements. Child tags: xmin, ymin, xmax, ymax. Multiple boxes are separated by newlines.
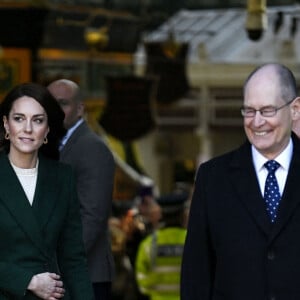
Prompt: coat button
<box><xmin>267</xmin><ymin>250</ymin><xmax>275</xmax><ymax>260</ymax></box>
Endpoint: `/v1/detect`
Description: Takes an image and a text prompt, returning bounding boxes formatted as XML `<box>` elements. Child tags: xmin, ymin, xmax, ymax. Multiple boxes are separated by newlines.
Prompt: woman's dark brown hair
<box><xmin>0</xmin><ymin>82</ymin><xmax>66</xmax><ymax>160</ymax></box>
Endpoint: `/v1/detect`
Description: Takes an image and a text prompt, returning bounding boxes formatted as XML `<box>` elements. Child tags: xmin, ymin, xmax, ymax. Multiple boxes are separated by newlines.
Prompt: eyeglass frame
<box><xmin>241</xmin><ymin>98</ymin><xmax>295</xmax><ymax>118</ymax></box>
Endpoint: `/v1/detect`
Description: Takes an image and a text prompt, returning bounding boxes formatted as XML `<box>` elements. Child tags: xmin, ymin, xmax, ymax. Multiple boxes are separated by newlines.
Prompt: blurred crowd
<box><xmin>109</xmin><ymin>182</ymin><xmax>192</xmax><ymax>300</ymax></box>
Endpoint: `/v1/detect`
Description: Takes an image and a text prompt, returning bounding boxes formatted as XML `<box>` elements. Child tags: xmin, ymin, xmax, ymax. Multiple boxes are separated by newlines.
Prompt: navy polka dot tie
<box><xmin>264</xmin><ymin>160</ymin><xmax>281</xmax><ymax>223</ymax></box>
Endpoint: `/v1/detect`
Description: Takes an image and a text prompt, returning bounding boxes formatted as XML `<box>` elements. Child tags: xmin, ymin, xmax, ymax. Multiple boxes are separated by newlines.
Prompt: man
<box><xmin>292</xmin><ymin>110</ymin><xmax>300</xmax><ymax>137</ymax></box>
<box><xmin>48</xmin><ymin>79</ymin><xmax>115</xmax><ymax>300</ymax></box>
<box><xmin>135</xmin><ymin>191</ymin><xmax>188</xmax><ymax>300</ymax></box>
<box><xmin>181</xmin><ymin>63</ymin><xmax>300</xmax><ymax>299</ymax></box>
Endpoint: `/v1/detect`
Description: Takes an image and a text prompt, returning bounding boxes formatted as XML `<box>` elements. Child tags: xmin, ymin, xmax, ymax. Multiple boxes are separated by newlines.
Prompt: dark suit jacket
<box><xmin>60</xmin><ymin>120</ymin><xmax>115</xmax><ymax>283</ymax></box>
<box><xmin>0</xmin><ymin>153</ymin><xmax>94</xmax><ymax>300</ymax></box>
<box><xmin>181</xmin><ymin>134</ymin><xmax>300</xmax><ymax>300</ymax></box>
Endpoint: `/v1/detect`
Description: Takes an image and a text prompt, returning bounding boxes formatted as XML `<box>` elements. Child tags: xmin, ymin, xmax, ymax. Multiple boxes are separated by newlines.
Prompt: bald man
<box><xmin>181</xmin><ymin>63</ymin><xmax>300</xmax><ymax>300</ymax></box>
<box><xmin>48</xmin><ymin>79</ymin><xmax>115</xmax><ymax>300</ymax></box>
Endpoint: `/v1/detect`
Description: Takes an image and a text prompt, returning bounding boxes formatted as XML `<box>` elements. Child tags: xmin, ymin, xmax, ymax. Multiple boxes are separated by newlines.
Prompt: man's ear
<box><xmin>291</xmin><ymin>97</ymin><xmax>300</xmax><ymax>121</ymax></box>
<box><xmin>77</xmin><ymin>102</ymin><xmax>85</xmax><ymax>117</ymax></box>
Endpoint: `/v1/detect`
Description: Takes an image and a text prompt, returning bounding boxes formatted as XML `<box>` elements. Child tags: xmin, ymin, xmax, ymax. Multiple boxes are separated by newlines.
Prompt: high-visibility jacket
<box><xmin>135</xmin><ymin>227</ymin><xmax>187</xmax><ymax>300</ymax></box>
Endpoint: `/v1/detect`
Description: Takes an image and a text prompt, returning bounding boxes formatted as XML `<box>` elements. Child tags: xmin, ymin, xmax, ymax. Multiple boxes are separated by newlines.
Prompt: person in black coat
<box><xmin>181</xmin><ymin>63</ymin><xmax>300</xmax><ymax>300</ymax></box>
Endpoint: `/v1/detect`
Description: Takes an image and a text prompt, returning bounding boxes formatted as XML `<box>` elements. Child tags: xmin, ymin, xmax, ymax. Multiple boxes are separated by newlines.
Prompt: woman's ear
<box><xmin>3</xmin><ymin>116</ymin><xmax>8</xmax><ymax>132</ymax></box>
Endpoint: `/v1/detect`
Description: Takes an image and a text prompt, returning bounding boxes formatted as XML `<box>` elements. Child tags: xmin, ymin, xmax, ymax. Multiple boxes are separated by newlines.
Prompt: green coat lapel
<box><xmin>0</xmin><ymin>153</ymin><xmax>52</xmax><ymax>259</ymax></box>
<box><xmin>32</xmin><ymin>156</ymin><xmax>60</xmax><ymax>231</ymax></box>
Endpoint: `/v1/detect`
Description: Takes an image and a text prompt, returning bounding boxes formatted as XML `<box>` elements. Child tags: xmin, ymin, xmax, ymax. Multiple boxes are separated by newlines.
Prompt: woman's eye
<box><xmin>13</xmin><ymin>116</ymin><xmax>23</xmax><ymax>122</ymax></box>
<box><xmin>34</xmin><ymin>118</ymin><xmax>44</xmax><ymax>124</ymax></box>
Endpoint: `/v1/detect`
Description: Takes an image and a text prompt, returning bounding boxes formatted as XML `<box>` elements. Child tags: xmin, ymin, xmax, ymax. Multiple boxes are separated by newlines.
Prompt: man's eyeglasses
<box><xmin>241</xmin><ymin>99</ymin><xmax>294</xmax><ymax>118</ymax></box>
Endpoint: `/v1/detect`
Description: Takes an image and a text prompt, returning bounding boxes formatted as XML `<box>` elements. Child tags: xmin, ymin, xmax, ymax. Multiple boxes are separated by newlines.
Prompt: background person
<box><xmin>109</xmin><ymin>201</ymin><xmax>139</xmax><ymax>300</ymax></box>
<box><xmin>0</xmin><ymin>82</ymin><xmax>94</xmax><ymax>299</ymax></box>
<box><xmin>135</xmin><ymin>190</ymin><xmax>188</xmax><ymax>300</ymax></box>
<box><xmin>48</xmin><ymin>79</ymin><xmax>115</xmax><ymax>300</ymax></box>
<box><xmin>181</xmin><ymin>63</ymin><xmax>300</xmax><ymax>299</ymax></box>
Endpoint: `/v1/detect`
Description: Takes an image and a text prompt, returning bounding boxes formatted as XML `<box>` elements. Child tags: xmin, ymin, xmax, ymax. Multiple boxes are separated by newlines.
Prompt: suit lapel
<box><xmin>60</xmin><ymin>121</ymin><xmax>86</xmax><ymax>158</ymax></box>
<box><xmin>229</xmin><ymin>142</ymin><xmax>272</xmax><ymax>236</ymax></box>
<box><xmin>0</xmin><ymin>154</ymin><xmax>50</xmax><ymax>258</ymax></box>
<box><xmin>269</xmin><ymin>135</ymin><xmax>300</xmax><ymax>242</ymax></box>
<box><xmin>230</xmin><ymin>135</ymin><xmax>300</xmax><ymax>241</ymax></box>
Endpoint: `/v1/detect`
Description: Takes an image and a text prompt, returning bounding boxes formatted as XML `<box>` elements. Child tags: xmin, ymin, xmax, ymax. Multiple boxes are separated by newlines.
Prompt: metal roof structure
<box><xmin>138</xmin><ymin>4</ymin><xmax>300</xmax><ymax>64</ymax></box>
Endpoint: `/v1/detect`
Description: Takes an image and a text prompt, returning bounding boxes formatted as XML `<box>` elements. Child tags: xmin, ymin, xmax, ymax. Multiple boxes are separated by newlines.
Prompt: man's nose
<box><xmin>252</xmin><ymin>111</ymin><xmax>266</xmax><ymax>126</ymax></box>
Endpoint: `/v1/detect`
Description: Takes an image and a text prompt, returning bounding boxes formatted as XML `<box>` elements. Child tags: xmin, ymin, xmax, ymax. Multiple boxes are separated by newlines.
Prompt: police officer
<box><xmin>135</xmin><ymin>191</ymin><xmax>189</xmax><ymax>300</ymax></box>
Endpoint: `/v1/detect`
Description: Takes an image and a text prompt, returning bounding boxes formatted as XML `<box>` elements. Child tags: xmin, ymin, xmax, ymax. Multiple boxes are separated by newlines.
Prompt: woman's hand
<box><xmin>27</xmin><ymin>272</ymin><xmax>65</xmax><ymax>299</ymax></box>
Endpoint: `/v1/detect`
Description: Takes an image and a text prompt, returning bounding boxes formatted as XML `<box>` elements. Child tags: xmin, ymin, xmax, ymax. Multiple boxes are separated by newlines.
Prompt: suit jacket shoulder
<box><xmin>197</xmin><ymin>139</ymin><xmax>252</xmax><ymax>177</ymax></box>
<box><xmin>61</xmin><ymin>121</ymin><xmax>114</xmax><ymax>163</ymax></box>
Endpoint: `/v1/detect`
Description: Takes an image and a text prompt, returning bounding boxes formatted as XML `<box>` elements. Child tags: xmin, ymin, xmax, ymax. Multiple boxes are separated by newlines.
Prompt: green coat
<box><xmin>0</xmin><ymin>153</ymin><xmax>94</xmax><ymax>299</ymax></box>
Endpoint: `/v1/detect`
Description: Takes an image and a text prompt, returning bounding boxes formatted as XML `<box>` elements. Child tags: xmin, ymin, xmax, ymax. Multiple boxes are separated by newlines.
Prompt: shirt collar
<box><xmin>252</xmin><ymin>138</ymin><xmax>293</xmax><ymax>173</ymax></box>
<box><xmin>61</xmin><ymin>118</ymin><xmax>84</xmax><ymax>147</ymax></box>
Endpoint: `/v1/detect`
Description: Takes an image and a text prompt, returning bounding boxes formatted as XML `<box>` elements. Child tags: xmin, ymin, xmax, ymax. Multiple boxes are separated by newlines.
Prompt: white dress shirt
<box><xmin>252</xmin><ymin>138</ymin><xmax>293</xmax><ymax>197</ymax></box>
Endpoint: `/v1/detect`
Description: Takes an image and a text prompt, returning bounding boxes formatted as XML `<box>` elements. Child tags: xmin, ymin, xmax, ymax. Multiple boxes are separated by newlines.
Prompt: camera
<box><xmin>245</xmin><ymin>0</ymin><xmax>267</xmax><ymax>41</ymax></box>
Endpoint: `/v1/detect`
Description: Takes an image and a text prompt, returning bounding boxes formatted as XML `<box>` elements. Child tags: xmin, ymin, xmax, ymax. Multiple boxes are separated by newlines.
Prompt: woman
<box><xmin>0</xmin><ymin>83</ymin><xmax>94</xmax><ymax>299</ymax></box>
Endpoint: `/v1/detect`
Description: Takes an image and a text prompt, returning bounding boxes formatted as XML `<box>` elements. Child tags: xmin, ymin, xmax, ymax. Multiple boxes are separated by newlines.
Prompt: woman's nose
<box><xmin>24</xmin><ymin>120</ymin><xmax>33</xmax><ymax>132</ymax></box>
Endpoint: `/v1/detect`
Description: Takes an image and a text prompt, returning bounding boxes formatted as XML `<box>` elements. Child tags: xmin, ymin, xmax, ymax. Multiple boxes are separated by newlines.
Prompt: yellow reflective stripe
<box><xmin>151</xmin><ymin>284</ymin><xmax>179</xmax><ymax>292</ymax></box>
<box><xmin>153</xmin><ymin>266</ymin><xmax>181</xmax><ymax>273</ymax></box>
<box><xmin>136</xmin><ymin>273</ymin><xmax>147</xmax><ymax>279</ymax></box>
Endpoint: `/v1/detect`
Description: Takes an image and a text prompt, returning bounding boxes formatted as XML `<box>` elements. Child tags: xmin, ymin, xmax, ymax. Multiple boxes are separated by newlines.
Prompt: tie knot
<box><xmin>265</xmin><ymin>160</ymin><xmax>280</xmax><ymax>173</ymax></box>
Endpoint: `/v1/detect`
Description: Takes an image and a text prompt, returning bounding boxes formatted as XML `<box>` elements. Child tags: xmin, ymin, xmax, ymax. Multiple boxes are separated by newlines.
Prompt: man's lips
<box><xmin>253</xmin><ymin>131</ymin><xmax>269</xmax><ymax>136</ymax></box>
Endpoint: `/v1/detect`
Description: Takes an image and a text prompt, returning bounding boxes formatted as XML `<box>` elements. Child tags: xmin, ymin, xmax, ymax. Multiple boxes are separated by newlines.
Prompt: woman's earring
<box><xmin>5</xmin><ymin>132</ymin><xmax>9</xmax><ymax>140</ymax></box>
<box><xmin>44</xmin><ymin>137</ymin><xmax>48</xmax><ymax>144</ymax></box>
